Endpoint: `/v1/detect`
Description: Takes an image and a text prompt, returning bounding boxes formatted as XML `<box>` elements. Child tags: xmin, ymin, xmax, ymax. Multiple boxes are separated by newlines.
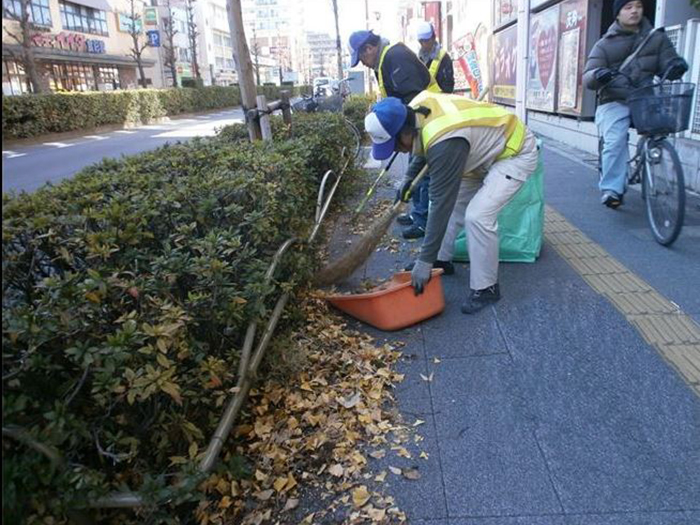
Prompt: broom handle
<box><xmin>354</xmin><ymin>151</ymin><xmax>400</xmax><ymax>214</ymax></box>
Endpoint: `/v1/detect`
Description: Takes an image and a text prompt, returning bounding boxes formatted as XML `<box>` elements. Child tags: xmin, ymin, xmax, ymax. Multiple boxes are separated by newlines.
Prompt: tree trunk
<box><xmin>332</xmin><ymin>0</ymin><xmax>343</xmax><ymax>80</ymax></box>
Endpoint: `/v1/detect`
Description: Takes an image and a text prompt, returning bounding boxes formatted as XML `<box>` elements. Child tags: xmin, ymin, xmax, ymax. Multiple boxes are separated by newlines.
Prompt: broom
<box><xmin>314</xmin><ymin>164</ymin><xmax>429</xmax><ymax>287</ymax></box>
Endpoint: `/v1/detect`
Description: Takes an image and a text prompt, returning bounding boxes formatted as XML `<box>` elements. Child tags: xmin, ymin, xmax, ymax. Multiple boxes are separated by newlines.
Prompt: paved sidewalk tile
<box><xmin>368</xmin><ymin>395</ymin><xmax>449</xmax><ymax>520</ymax></box>
<box><xmin>564</xmin><ymin>510</ymin><xmax>700</xmax><ymax>525</ymax></box>
<box><xmin>450</xmin><ymin>516</ymin><xmax>567</xmax><ymax>525</ymax></box>
<box><xmin>430</xmin><ymin>355</ymin><xmax>562</xmax><ymax>517</ymax></box>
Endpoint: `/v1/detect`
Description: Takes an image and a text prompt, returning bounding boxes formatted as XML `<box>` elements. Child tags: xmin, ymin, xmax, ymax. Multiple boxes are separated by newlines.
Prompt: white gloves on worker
<box><xmin>411</xmin><ymin>260</ymin><xmax>433</xmax><ymax>295</ymax></box>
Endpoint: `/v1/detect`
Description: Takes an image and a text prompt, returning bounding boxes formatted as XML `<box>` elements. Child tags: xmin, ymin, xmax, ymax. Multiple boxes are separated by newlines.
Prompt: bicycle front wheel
<box><xmin>643</xmin><ymin>138</ymin><xmax>685</xmax><ymax>246</ymax></box>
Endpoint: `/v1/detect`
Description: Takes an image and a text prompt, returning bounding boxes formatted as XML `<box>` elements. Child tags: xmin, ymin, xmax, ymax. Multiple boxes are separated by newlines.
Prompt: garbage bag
<box><xmin>453</xmin><ymin>144</ymin><xmax>544</xmax><ymax>263</ymax></box>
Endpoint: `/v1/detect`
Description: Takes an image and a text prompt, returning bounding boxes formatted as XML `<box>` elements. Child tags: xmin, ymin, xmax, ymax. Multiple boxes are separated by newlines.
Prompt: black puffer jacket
<box><xmin>583</xmin><ymin>18</ymin><xmax>683</xmax><ymax>105</ymax></box>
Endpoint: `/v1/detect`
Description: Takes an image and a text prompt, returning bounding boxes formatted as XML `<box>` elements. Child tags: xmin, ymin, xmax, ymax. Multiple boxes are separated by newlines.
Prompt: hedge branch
<box><xmin>2</xmin><ymin>426</ymin><xmax>63</xmax><ymax>469</ymax></box>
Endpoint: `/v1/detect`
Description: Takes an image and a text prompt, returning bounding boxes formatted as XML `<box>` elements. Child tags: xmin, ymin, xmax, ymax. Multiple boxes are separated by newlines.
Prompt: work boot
<box><xmin>461</xmin><ymin>284</ymin><xmax>501</xmax><ymax>314</ymax></box>
<box><xmin>396</xmin><ymin>213</ymin><xmax>414</xmax><ymax>226</ymax></box>
<box><xmin>601</xmin><ymin>190</ymin><xmax>622</xmax><ymax>208</ymax></box>
<box><xmin>402</xmin><ymin>225</ymin><xmax>425</xmax><ymax>240</ymax></box>
<box><xmin>404</xmin><ymin>260</ymin><xmax>455</xmax><ymax>275</ymax></box>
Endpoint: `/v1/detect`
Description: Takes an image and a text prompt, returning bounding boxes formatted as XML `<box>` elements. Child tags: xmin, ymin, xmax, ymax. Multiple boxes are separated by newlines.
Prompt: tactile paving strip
<box><xmin>545</xmin><ymin>206</ymin><xmax>700</xmax><ymax>396</ymax></box>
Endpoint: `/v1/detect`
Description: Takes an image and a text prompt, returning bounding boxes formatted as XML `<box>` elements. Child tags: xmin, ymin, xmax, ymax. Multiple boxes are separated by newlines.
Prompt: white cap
<box><xmin>416</xmin><ymin>21</ymin><xmax>434</xmax><ymax>41</ymax></box>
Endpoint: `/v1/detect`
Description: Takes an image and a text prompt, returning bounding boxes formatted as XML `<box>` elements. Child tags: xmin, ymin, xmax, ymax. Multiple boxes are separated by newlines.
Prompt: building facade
<box><xmin>2</xmin><ymin>0</ymin><xmax>160</xmax><ymax>94</ymax></box>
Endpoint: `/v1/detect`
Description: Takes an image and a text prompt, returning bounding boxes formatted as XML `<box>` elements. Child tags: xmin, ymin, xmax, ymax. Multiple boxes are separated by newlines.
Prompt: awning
<box><xmin>70</xmin><ymin>0</ymin><xmax>111</xmax><ymax>12</ymax></box>
<box><xmin>2</xmin><ymin>44</ymin><xmax>156</xmax><ymax>67</ymax></box>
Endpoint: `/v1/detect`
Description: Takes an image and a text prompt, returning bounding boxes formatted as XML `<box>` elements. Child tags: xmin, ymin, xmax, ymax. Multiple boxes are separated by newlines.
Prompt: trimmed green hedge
<box><xmin>2</xmin><ymin>85</ymin><xmax>311</xmax><ymax>140</ymax></box>
<box><xmin>2</xmin><ymin>112</ymin><xmax>356</xmax><ymax>522</ymax></box>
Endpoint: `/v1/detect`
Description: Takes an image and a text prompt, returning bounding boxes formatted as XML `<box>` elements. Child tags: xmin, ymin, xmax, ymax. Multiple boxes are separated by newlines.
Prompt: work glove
<box><xmin>411</xmin><ymin>260</ymin><xmax>433</xmax><ymax>296</ymax></box>
<box><xmin>395</xmin><ymin>178</ymin><xmax>414</xmax><ymax>204</ymax></box>
<box><xmin>664</xmin><ymin>58</ymin><xmax>688</xmax><ymax>81</ymax></box>
<box><xmin>594</xmin><ymin>68</ymin><xmax>616</xmax><ymax>86</ymax></box>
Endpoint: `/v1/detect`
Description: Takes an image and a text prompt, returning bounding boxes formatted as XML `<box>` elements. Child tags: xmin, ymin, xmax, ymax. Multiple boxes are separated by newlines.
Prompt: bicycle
<box><xmin>597</xmin><ymin>70</ymin><xmax>695</xmax><ymax>246</ymax></box>
<box><xmin>291</xmin><ymin>78</ymin><xmax>362</xmax><ymax>161</ymax></box>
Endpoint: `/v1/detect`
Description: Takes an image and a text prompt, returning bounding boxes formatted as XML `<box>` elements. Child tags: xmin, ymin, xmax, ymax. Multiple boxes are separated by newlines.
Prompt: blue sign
<box><xmin>147</xmin><ymin>30</ymin><xmax>160</xmax><ymax>47</ymax></box>
<box><xmin>85</xmin><ymin>39</ymin><xmax>106</xmax><ymax>54</ymax></box>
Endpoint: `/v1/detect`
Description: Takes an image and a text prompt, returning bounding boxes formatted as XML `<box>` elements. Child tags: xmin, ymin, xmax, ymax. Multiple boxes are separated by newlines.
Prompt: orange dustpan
<box><xmin>325</xmin><ymin>269</ymin><xmax>445</xmax><ymax>331</ymax></box>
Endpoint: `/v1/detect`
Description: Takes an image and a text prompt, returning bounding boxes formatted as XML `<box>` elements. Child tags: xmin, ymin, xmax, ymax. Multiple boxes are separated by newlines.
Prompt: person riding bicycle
<box><xmin>395</xmin><ymin>21</ymin><xmax>457</xmax><ymax>241</ymax></box>
<box><xmin>583</xmin><ymin>0</ymin><xmax>688</xmax><ymax>209</ymax></box>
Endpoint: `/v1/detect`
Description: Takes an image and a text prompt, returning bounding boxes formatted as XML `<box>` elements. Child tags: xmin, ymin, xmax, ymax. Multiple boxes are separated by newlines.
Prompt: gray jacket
<box><xmin>583</xmin><ymin>18</ymin><xmax>682</xmax><ymax>105</ymax></box>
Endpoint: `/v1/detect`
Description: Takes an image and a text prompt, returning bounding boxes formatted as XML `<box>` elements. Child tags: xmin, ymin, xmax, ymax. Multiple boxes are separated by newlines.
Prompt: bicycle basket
<box><xmin>316</xmin><ymin>94</ymin><xmax>343</xmax><ymax>113</ymax></box>
<box><xmin>292</xmin><ymin>97</ymin><xmax>317</xmax><ymax>113</ymax></box>
<box><xmin>627</xmin><ymin>82</ymin><xmax>695</xmax><ymax>135</ymax></box>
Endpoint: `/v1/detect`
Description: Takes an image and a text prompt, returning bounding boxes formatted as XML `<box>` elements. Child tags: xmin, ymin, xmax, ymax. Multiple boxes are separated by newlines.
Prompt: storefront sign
<box><xmin>144</xmin><ymin>7</ymin><xmax>157</xmax><ymax>26</ymax></box>
<box><xmin>32</xmin><ymin>32</ymin><xmax>106</xmax><ymax>54</ymax></box>
<box><xmin>494</xmin><ymin>0</ymin><xmax>517</xmax><ymax>28</ymax></box>
<box><xmin>557</xmin><ymin>0</ymin><xmax>588</xmax><ymax>114</ymax></box>
<box><xmin>146</xmin><ymin>30</ymin><xmax>160</xmax><ymax>47</ymax></box>
<box><xmin>527</xmin><ymin>4</ymin><xmax>560</xmax><ymax>112</ymax></box>
<box><xmin>492</xmin><ymin>24</ymin><xmax>518</xmax><ymax>105</ymax></box>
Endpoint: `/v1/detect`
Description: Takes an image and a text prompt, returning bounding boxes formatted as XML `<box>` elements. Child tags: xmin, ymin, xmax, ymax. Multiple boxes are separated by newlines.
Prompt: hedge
<box><xmin>2</xmin><ymin>112</ymin><xmax>356</xmax><ymax>523</ymax></box>
<box><xmin>2</xmin><ymin>85</ymin><xmax>311</xmax><ymax>140</ymax></box>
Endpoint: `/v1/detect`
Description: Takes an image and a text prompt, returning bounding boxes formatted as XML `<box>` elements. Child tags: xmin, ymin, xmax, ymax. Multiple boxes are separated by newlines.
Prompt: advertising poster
<box><xmin>494</xmin><ymin>0</ymin><xmax>517</xmax><ymax>28</ymax></box>
<box><xmin>492</xmin><ymin>24</ymin><xmax>517</xmax><ymax>105</ymax></box>
<box><xmin>527</xmin><ymin>5</ymin><xmax>560</xmax><ymax>112</ymax></box>
<box><xmin>558</xmin><ymin>0</ymin><xmax>588</xmax><ymax>114</ymax></box>
<box><xmin>452</xmin><ymin>23</ymin><xmax>488</xmax><ymax>98</ymax></box>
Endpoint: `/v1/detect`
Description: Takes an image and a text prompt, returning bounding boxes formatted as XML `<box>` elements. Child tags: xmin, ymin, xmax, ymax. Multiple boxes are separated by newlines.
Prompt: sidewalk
<box><xmin>327</xmin><ymin>140</ymin><xmax>700</xmax><ymax>524</ymax></box>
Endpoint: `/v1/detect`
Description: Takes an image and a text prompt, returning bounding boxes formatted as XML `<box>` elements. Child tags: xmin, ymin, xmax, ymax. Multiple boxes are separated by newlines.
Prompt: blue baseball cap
<box><xmin>364</xmin><ymin>97</ymin><xmax>408</xmax><ymax>160</ymax></box>
<box><xmin>348</xmin><ymin>30</ymin><xmax>373</xmax><ymax>67</ymax></box>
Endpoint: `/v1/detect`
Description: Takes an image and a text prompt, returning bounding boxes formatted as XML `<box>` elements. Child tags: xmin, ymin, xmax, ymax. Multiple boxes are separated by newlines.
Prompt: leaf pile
<box><xmin>195</xmin><ymin>295</ymin><xmax>410</xmax><ymax>524</ymax></box>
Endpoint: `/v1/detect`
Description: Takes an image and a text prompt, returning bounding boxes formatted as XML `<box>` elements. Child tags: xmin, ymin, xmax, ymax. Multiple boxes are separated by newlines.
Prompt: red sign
<box><xmin>423</xmin><ymin>1</ymin><xmax>441</xmax><ymax>42</ymax></box>
<box><xmin>31</xmin><ymin>32</ymin><xmax>105</xmax><ymax>54</ymax></box>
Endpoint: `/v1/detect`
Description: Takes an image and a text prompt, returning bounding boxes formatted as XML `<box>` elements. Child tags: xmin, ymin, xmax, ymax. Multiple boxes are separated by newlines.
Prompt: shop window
<box><xmin>3</xmin><ymin>0</ymin><xmax>52</xmax><ymax>27</ymax></box>
<box><xmin>96</xmin><ymin>66</ymin><xmax>120</xmax><ymax>90</ymax></box>
<box><xmin>2</xmin><ymin>59</ymin><xmax>31</xmax><ymax>95</ymax></box>
<box><xmin>59</xmin><ymin>0</ymin><xmax>108</xmax><ymax>36</ymax></box>
<box><xmin>49</xmin><ymin>62</ymin><xmax>97</xmax><ymax>92</ymax></box>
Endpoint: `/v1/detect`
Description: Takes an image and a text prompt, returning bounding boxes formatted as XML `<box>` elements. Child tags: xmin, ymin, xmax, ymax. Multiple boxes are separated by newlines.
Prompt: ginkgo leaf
<box><xmin>374</xmin><ymin>471</ymin><xmax>387</xmax><ymax>482</ymax></box>
<box><xmin>388</xmin><ymin>466</ymin><xmax>402</xmax><ymax>475</ymax></box>
<box><xmin>352</xmin><ymin>485</ymin><xmax>371</xmax><ymax>507</ymax></box>
<box><xmin>402</xmin><ymin>468</ymin><xmax>421</xmax><ymax>480</ymax></box>
<box><xmin>328</xmin><ymin>464</ymin><xmax>344</xmax><ymax>477</ymax></box>
<box><xmin>419</xmin><ymin>372</ymin><xmax>434</xmax><ymax>382</ymax></box>
<box><xmin>413</xmin><ymin>419</ymin><xmax>425</xmax><ymax>427</ymax></box>
<box><xmin>338</xmin><ymin>392</ymin><xmax>361</xmax><ymax>409</ymax></box>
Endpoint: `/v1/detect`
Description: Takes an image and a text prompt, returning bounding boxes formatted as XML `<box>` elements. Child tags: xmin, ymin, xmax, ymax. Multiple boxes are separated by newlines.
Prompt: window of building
<box><xmin>49</xmin><ymin>62</ymin><xmax>97</xmax><ymax>91</ymax></box>
<box><xmin>178</xmin><ymin>47</ymin><xmax>191</xmax><ymax>62</ymax></box>
<box><xmin>2</xmin><ymin>59</ymin><xmax>31</xmax><ymax>95</ymax></box>
<box><xmin>3</xmin><ymin>0</ymin><xmax>52</xmax><ymax>26</ymax></box>
<box><xmin>96</xmin><ymin>66</ymin><xmax>119</xmax><ymax>89</ymax></box>
<box><xmin>212</xmin><ymin>29</ymin><xmax>234</xmax><ymax>70</ymax></box>
<box><xmin>59</xmin><ymin>0</ymin><xmax>108</xmax><ymax>36</ymax></box>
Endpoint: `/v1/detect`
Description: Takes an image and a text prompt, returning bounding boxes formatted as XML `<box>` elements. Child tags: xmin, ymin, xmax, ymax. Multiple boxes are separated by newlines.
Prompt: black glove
<box><xmin>395</xmin><ymin>178</ymin><xmax>413</xmax><ymax>203</ymax></box>
<box><xmin>594</xmin><ymin>68</ymin><xmax>616</xmax><ymax>86</ymax></box>
<box><xmin>664</xmin><ymin>58</ymin><xmax>688</xmax><ymax>81</ymax></box>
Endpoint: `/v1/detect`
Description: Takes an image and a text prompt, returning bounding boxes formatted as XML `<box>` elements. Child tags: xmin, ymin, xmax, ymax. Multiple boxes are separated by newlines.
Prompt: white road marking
<box><xmin>2</xmin><ymin>150</ymin><xmax>27</xmax><ymax>159</ymax></box>
<box><xmin>114</xmin><ymin>130</ymin><xmax>137</xmax><ymax>134</ymax></box>
<box><xmin>84</xmin><ymin>135</ymin><xmax>110</xmax><ymax>141</ymax></box>
<box><xmin>151</xmin><ymin>118</ymin><xmax>243</xmax><ymax>138</ymax></box>
<box><xmin>43</xmin><ymin>142</ymin><xmax>74</xmax><ymax>148</ymax></box>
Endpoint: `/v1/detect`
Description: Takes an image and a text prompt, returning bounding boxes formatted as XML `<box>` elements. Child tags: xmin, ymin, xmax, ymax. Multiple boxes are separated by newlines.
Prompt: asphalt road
<box><xmin>2</xmin><ymin>107</ymin><xmax>244</xmax><ymax>194</ymax></box>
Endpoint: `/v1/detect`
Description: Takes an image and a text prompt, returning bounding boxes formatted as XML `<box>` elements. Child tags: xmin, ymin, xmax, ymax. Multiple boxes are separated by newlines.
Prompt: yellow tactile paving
<box><xmin>544</xmin><ymin>205</ymin><xmax>700</xmax><ymax>397</ymax></box>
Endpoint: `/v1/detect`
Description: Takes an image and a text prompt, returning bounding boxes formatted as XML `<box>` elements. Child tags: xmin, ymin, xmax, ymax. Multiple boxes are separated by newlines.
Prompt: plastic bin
<box><xmin>325</xmin><ymin>269</ymin><xmax>445</xmax><ymax>331</ymax></box>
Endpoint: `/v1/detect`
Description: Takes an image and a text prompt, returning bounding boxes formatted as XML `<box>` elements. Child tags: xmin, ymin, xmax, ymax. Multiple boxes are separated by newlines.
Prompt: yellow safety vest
<box><xmin>426</xmin><ymin>48</ymin><xmax>447</xmax><ymax>93</ymax></box>
<box><xmin>376</xmin><ymin>43</ymin><xmax>398</xmax><ymax>98</ymax></box>
<box><xmin>409</xmin><ymin>91</ymin><xmax>526</xmax><ymax>160</ymax></box>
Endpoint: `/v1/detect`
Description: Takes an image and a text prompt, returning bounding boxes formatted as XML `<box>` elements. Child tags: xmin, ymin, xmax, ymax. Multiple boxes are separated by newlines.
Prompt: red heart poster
<box><xmin>527</xmin><ymin>4</ymin><xmax>560</xmax><ymax>112</ymax></box>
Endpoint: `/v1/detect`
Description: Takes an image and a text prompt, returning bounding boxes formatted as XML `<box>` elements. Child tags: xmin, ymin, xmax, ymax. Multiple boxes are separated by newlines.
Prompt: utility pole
<box><xmin>227</xmin><ymin>0</ymin><xmax>261</xmax><ymax>140</ymax></box>
<box><xmin>331</xmin><ymin>0</ymin><xmax>343</xmax><ymax>80</ymax></box>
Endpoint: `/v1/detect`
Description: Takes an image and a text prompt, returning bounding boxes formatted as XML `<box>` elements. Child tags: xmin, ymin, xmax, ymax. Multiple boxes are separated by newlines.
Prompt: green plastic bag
<box><xmin>453</xmin><ymin>145</ymin><xmax>544</xmax><ymax>263</ymax></box>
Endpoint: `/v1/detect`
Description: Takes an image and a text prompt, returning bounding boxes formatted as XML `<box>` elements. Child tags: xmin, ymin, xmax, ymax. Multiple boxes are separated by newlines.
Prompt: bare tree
<box><xmin>251</xmin><ymin>26</ymin><xmax>261</xmax><ymax>86</ymax></box>
<box><xmin>162</xmin><ymin>0</ymin><xmax>179</xmax><ymax>87</ymax></box>
<box><xmin>3</xmin><ymin>0</ymin><xmax>46</xmax><ymax>93</ymax></box>
<box><xmin>331</xmin><ymin>0</ymin><xmax>343</xmax><ymax>80</ymax></box>
<box><xmin>185</xmin><ymin>0</ymin><xmax>201</xmax><ymax>81</ymax></box>
<box><xmin>126</xmin><ymin>0</ymin><xmax>149</xmax><ymax>88</ymax></box>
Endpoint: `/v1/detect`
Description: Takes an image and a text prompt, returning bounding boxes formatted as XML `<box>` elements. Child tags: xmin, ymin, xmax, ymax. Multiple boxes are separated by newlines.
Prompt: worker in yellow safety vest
<box><xmin>364</xmin><ymin>92</ymin><xmax>539</xmax><ymax>314</ymax></box>
<box><xmin>348</xmin><ymin>30</ymin><xmax>430</xmax><ymax>104</ymax></box>
<box><xmin>416</xmin><ymin>21</ymin><xmax>454</xmax><ymax>94</ymax></box>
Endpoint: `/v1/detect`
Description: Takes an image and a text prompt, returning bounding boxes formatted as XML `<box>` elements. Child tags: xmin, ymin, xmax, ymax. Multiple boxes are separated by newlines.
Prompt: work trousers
<box><xmin>437</xmin><ymin>132</ymin><xmax>539</xmax><ymax>290</ymax></box>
